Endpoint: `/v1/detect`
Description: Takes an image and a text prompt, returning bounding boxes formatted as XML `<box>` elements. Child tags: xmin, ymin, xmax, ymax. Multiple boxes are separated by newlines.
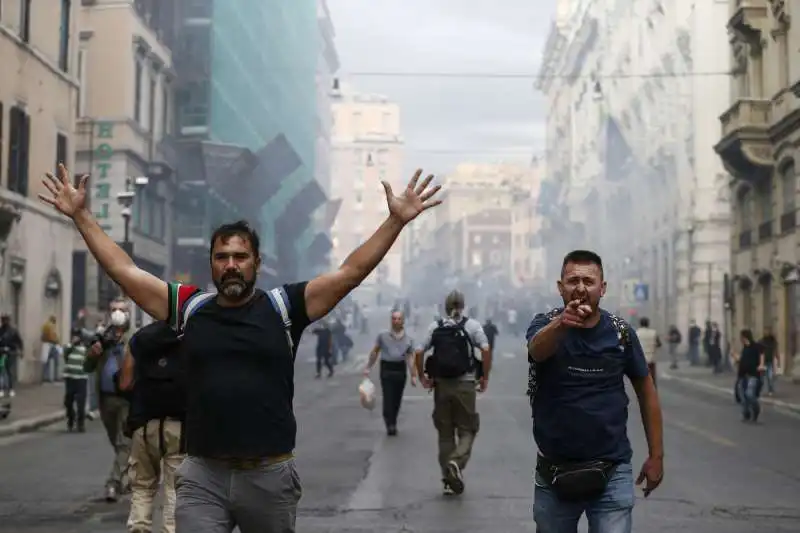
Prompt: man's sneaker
<box><xmin>104</xmin><ymin>485</ymin><xmax>118</xmax><ymax>502</ymax></box>
<box><xmin>445</xmin><ymin>461</ymin><xmax>464</xmax><ymax>494</ymax></box>
<box><xmin>442</xmin><ymin>481</ymin><xmax>455</xmax><ymax>496</ymax></box>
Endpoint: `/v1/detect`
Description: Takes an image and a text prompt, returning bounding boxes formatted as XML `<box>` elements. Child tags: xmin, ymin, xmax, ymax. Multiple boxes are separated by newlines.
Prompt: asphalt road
<box><xmin>1</xmin><ymin>332</ymin><xmax>799</xmax><ymax>532</ymax></box>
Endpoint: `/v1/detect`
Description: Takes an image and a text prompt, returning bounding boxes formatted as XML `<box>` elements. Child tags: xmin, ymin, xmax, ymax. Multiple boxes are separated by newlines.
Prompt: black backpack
<box><xmin>426</xmin><ymin>317</ymin><xmax>475</xmax><ymax>378</ymax></box>
<box><xmin>133</xmin><ymin>323</ymin><xmax>185</xmax><ymax>423</ymax></box>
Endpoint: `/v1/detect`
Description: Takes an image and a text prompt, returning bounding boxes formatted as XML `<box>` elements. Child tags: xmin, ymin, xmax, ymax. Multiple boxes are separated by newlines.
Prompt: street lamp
<box><xmin>116</xmin><ymin>176</ymin><xmax>149</xmax><ymax>245</ymax></box>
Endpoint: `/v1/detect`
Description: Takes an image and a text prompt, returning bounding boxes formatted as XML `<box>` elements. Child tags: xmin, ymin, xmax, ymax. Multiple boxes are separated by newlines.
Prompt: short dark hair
<box><xmin>639</xmin><ymin>317</ymin><xmax>650</xmax><ymax>327</ymax></box>
<box><xmin>561</xmin><ymin>250</ymin><xmax>604</xmax><ymax>278</ymax></box>
<box><xmin>209</xmin><ymin>220</ymin><xmax>261</xmax><ymax>259</ymax></box>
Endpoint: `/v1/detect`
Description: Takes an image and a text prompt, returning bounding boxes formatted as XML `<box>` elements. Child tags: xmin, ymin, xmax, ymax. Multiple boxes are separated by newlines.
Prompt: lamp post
<box><xmin>116</xmin><ymin>176</ymin><xmax>149</xmax><ymax>249</ymax></box>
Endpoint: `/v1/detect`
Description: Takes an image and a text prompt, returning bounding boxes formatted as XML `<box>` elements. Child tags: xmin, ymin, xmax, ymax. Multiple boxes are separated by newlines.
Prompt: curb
<box><xmin>660</xmin><ymin>372</ymin><xmax>800</xmax><ymax>414</ymax></box>
<box><xmin>0</xmin><ymin>411</ymin><xmax>65</xmax><ymax>438</ymax></box>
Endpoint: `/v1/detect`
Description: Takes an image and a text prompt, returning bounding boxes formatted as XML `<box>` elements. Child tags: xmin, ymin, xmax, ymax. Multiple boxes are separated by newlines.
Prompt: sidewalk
<box><xmin>0</xmin><ymin>382</ymin><xmax>66</xmax><ymax>437</ymax></box>
<box><xmin>660</xmin><ymin>365</ymin><xmax>800</xmax><ymax>414</ymax></box>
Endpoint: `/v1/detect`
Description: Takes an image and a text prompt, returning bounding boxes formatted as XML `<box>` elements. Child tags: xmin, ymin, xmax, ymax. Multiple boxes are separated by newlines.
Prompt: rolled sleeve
<box><xmin>625</xmin><ymin>329</ymin><xmax>650</xmax><ymax>379</ymax></box>
<box><xmin>465</xmin><ymin>319</ymin><xmax>490</xmax><ymax>350</ymax></box>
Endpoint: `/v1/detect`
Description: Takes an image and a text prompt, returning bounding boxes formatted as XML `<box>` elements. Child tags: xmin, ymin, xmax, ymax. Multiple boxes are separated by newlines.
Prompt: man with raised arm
<box><xmin>40</xmin><ymin>164</ymin><xmax>442</xmax><ymax>533</ymax></box>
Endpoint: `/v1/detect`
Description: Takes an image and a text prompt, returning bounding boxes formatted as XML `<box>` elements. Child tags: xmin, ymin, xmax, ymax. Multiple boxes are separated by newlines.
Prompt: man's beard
<box><xmin>214</xmin><ymin>272</ymin><xmax>256</xmax><ymax>301</ymax></box>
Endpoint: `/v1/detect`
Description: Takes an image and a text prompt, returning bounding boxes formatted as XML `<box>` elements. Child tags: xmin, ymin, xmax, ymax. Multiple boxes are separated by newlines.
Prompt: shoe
<box><xmin>387</xmin><ymin>425</ymin><xmax>397</xmax><ymax>436</ymax></box>
<box><xmin>442</xmin><ymin>480</ymin><xmax>455</xmax><ymax>496</ymax></box>
<box><xmin>445</xmin><ymin>461</ymin><xmax>464</xmax><ymax>494</ymax></box>
<box><xmin>104</xmin><ymin>485</ymin><xmax>118</xmax><ymax>502</ymax></box>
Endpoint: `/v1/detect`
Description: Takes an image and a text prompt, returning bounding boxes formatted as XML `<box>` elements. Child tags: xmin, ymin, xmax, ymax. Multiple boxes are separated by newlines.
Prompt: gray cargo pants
<box><xmin>175</xmin><ymin>455</ymin><xmax>302</xmax><ymax>533</ymax></box>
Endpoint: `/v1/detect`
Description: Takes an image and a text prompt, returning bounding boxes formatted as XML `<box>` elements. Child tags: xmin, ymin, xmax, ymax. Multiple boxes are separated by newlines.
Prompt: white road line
<box><xmin>501</xmin><ymin>352</ymin><xmax>517</xmax><ymax>359</ymax></box>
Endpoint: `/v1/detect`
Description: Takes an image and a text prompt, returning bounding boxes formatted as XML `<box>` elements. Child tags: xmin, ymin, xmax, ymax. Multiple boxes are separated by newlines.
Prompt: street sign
<box><xmin>621</xmin><ymin>279</ymin><xmax>648</xmax><ymax>305</ymax></box>
<box><xmin>634</xmin><ymin>283</ymin><xmax>649</xmax><ymax>302</ymax></box>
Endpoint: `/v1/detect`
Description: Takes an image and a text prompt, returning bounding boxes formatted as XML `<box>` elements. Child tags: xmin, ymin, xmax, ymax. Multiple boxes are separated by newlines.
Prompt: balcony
<box><xmin>714</xmin><ymin>99</ymin><xmax>774</xmax><ymax>183</ymax></box>
<box><xmin>728</xmin><ymin>0</ymin><xmax>769</xmax><ymax>44</ymax></box>
<box><xmin>739</xmin><ymin>229</ymin><xmax>752</xmax><ymax>249</ymax></box>
<box><xmin>758</xmin><ymin>220</ymin><xmax>772</xmax><ymax>241</ymax></box>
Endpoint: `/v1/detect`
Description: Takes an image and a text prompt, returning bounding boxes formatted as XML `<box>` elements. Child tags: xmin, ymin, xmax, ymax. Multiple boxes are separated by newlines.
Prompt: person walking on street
<box><xmin>483</xmin><ymin>318</ymin><xmax>498</xmax><ymax>353</ymax></box>
<box><xmin>666</xmin><ymin>325</ymin><xmax>681</xmax><ymax>370</ymax></box>
<box><xmin>39</xmin><ymin>163</ymin><xmax>441</xmax><ymax>533</ymax></box>
<box><xmin>84</xmin><ymin>305</ymin><xmax>133</xmax><ymax>502</ymax></box>
<box><xmin>363</xmin><ymin>310</ymin><xmax>417</xmax><ymax>435</ymax></box>
<box><xmin>415</xmin><ymin>290</ymin><xmax>491</xmax><ymax>496</ymax></box>
<box><xmin>0</xmin><ymin>314</ymin><xmax>23</xmax><ymax>398</ymax></box>
<box><xmin>635</xmin><ymin>317</ymin><xmax>661</xmax><ymax>388</ymax></box>
<box><xmin>526</xmin><ymin>250</ymin><xmax>664</xmax><ymax>533</ymax></box>
<box><xmin>687</xmin><ymin>320</ymin><xmax>701</xmax><ymax>366</ymax></box>
<box><xmin>760</xmin><ymin>327</ymin><xmax>779</xmax><ymax>395</ymax></box>
<box><xmin>312</xmin><ymin>320</ymin><xmax>335</xmax><ymax>379</ymax></box>
<box><xmin>732</xmin><ymin>329</ymin><xmax>765</xmax><ymax>423</ymax></box>
<box><xmin>118</xmin><ymin>321</ymin><xmax>186</xmax><ymax>533</ymax></box>
<box><xmin>41</xmin><ymin>315</ymin><xmax>61</xmax><ymax>382</ymax></box>
<box><xmin>63</xmin><ymin>328</ymin><xmax>89</xmax><ymax>432</ymax></box>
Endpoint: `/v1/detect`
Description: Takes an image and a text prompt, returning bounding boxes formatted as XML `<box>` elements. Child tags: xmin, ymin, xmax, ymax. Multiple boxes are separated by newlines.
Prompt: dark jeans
<box><xmin>64</xmin><ymin>378</ymin><xmax>88</xmax><ymax>428</ymax></box>
<box><xmin>738</xmin><ymin>376</ymin><xmax>761</xmax><ymax>420</ymax></box>
<box><xmin>316</xmin><ymin>350</ymin><xmax>333</xmax><ymax>376</ymax></box>
<box><xmin>380</xmin><ymin>361</ymin><xmax>407</xmax><ymax>428</ymax></box>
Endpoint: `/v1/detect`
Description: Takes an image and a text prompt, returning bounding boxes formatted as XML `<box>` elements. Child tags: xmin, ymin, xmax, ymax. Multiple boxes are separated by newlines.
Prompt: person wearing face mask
<box><xmin>84</xmin><ymin>299</ymin><xmax>134</xmax><ymax>502</ymax></box>
<box><xmin>526</xmin><ymin>250</ymin><xmax>664</xmax><ymax>533</ymax></box>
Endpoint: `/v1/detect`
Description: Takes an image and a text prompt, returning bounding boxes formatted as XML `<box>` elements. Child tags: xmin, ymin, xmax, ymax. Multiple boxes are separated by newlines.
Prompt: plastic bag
<box><xmin>358</xmin><ymin>377</ymin><xmax>376</xmax><ymax>411</ymax></box>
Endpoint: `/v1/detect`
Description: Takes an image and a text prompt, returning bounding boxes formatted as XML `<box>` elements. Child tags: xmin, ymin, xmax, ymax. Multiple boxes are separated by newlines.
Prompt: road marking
<box><xmin>501</xmin><ymin>352</ymin><xmax>517</xmax><ymax>359</ymax></box>
<box><xmin>666</xmin><ymin>418</ymin><xmax>737</xmax><ymax>448</ymax></box>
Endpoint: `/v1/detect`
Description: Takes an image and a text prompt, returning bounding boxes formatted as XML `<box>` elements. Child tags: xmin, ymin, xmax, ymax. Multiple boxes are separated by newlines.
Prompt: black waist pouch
<box><xmin>536</xmin><ymin>456</ymin><xmax>618</xmax><ymax>502</ymax></box>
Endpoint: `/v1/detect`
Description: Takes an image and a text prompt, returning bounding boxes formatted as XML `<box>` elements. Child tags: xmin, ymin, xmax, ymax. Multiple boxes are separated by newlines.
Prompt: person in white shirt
<box><xmin>636</xmin><ymin>317</ymin><xmax>661</xmax><ymax>388</ymax></box>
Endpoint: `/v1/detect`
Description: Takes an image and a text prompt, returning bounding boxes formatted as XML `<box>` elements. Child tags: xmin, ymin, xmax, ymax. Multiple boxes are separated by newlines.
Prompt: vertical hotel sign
<box><xmin>92</xmin><ymin>121</ymin><xmax>114</xmax><ymax>232</ymax></box>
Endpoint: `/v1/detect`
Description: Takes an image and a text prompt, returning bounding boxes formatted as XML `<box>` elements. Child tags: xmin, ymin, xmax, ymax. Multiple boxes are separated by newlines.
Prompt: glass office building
<box><xmin>174</xmin><ymin>0</ymin><xmax>324</xmax><ymax>282</ymax></box>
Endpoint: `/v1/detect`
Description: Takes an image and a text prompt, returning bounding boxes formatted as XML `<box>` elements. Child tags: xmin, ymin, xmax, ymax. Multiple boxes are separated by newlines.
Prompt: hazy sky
<box><xmin>328</xmin><ymin>0</ymin><xmax>553</xmax><ymax>176</ymax></box>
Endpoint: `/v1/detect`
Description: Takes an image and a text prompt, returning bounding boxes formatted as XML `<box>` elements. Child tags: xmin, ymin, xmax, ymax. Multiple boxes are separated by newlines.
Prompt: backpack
<box><xmin>181</xmin><ymin>287</ymin><xmax>294</xmax><ymax>351</ymax></box>
<box><xmin>526</xmin><ymin>309</ymin><xmax>630</xmax><ymax>402</ymax></box>
<box><xmin>134</xmin><ymin>322</ymin><xmax>185</xmax><ymax>423</ymax></box>
<box><xmin>425</xmin><ymin>317</ymin><xmax>475</xmax><ymax>379</ymax></box>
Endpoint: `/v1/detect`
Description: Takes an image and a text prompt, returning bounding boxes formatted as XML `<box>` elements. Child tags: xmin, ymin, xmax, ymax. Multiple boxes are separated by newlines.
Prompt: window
<box><xmin>161</xmin><ymin>83</ymin><xmax>170</xmax><ymax>136</ymax></box>
<box><xmin>177</xmin><ymin>80</ymin><xmax>209</xmax><ymax>129</ymax></box>
<box><xmin>740</xmin><ymin>189</ymin><xmax>754</xmax><ymax>229</ymax></box>
<box><xmin>782</xmin><ymin>162</ymin><xmax>796</xmax><ymax>213</ymax></box>
<box><xmin>148</xmin><ymin>75</ymin><xmax>156</xmax><ymax>132</ymax></box>
<box><xmin>7</xmin><ymin>106</ymin><xmax>30</xmax><ymax>196</ymax></box>
<box><xmin>134</xmin><ymin>61</ymin><xmax>143</xmax><ymax>123</ymax></box>
<box><xmin>757</xmin><ymin>182</ymin><xmax>772</xmax><ymax>222</ymax></box>
<box><xmin>55</xmin><ymin>133</ymin><xmax>68</xmax><ymax>174</ymax></box>
<box><xmin>76</xmin><ymin>48</ymin><xmax>87</xmax><ymax>117</ymax></box>
<box><xmin>58</xmin><ymin>0</ymin><xmax>71</xmax><ymax>72</ymax></box>
<box><xmin>19</xmin><ymin>0</ymin><xmax>31</xmax><ymax>43</ymax></box>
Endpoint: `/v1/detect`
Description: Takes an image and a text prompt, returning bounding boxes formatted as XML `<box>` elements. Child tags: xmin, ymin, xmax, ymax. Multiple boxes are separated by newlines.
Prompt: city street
<box><xmin>1</xmin><ymin>333</ymin><xmax>799</xmax><ymax>532</ymax></box>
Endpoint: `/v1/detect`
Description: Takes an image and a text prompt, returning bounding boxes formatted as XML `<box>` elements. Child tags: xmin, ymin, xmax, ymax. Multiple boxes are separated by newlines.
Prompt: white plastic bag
<box><xmin>358</xmin><ymin>377</ymin><xmax>376</xmax><ymax>411</ymax></box>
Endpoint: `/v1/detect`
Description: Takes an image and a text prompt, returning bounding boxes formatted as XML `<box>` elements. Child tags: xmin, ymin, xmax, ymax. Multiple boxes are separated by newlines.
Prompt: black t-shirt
<box><xmin>167</xmin><ymin>282</ymin><xmax>310</xmax><ymax>458</ymax></box>
<box><xmin>738</xmin><ymin>343</ymin><xmax>763</xmax><ymax>377</ymax></box>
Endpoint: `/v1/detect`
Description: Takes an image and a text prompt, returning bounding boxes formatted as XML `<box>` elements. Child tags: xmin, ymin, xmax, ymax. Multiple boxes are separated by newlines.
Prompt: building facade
<box><xmin>716</xmin><ymin>0</ymin><xmax>800</xmax><ymax>375</ymax></box>
<box><xmin>172</xmin><ymin>0</ymin><xmax>326</xmax><ymax>286</ymax></box>
<box><xmin>536</xmin><ymin>0</ymin><xmax>731</xmax><ymax>336</ymax></box>
<box><xmin>407</xmin><ymin>163</ymin><xmax>544</xmax><ymax>304</ymax></box>
<box><xmin>0</xmin><ymin>0</ymin><xmax>80</xmax><ymax>381</ymax></box>
<box><xmin>74</xmin><ymin>0</ymin><xmax>178</xmax><ymax>323</ymax></box>
<box><xmin>330</xmin><ymin>83</ymin><xmax>405</xmax><ymax>299</ymax></box>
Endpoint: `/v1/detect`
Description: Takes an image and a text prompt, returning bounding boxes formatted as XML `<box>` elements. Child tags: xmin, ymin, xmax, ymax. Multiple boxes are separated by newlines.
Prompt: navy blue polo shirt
<box><xmin>526</xmin><ymin>309</ymin><xmax>649</xmax><ymax>463</ymax></box>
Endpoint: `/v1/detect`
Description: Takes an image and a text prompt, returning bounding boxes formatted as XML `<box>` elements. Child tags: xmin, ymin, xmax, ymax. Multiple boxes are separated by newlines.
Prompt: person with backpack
<box><xmin>526</xmin><ymin>250</ymin><xmax>664</xmax><ymax>533</ymax></box>
<box><xmin>39</xmin><ymin>163</ymin><xmax>441</xmax><ymax>533</ymax></box>
<box><xmin>118</xmin><ymin>321</ymin><xmax>185</xmax><ymax>533</ymax></box>
<box><xmin>414</xmin><ymin>290</ymin><xmax>491</xmax><ymax>496</ymax></box>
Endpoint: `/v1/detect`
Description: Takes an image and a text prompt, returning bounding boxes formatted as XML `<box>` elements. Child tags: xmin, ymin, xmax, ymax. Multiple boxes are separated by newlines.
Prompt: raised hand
<box><xmin>38</xmin><ymin>164</ymin><xmax>89</xmax><ymax>218</ymax></box>
<box><xmin>561</xmin><ymin>299</ymin><xmax>591</xmax><ymax>328</ymax></box>
<box><xmin>383</xmin><ymin>169</ymin><xmax>442</xmax><ymax>224</ymax></box>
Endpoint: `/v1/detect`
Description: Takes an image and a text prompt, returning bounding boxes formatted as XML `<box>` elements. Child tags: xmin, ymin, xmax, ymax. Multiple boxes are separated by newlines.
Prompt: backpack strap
<box><xmin>267</xmin><ymin>287</ymin><xmax>294</xmax><ymax>352</ymax></box>
<box><xmin>179</xmin><ymin>292</ymin><xmax>215</xmax><ymax>334</ymax></box>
